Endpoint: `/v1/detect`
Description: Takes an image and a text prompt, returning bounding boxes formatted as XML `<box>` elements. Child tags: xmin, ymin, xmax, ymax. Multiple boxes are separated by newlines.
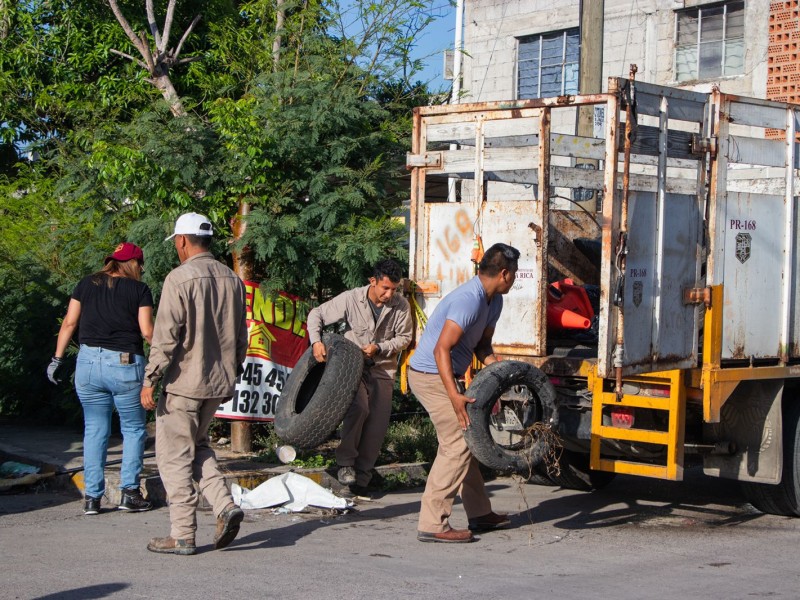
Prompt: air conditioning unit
<box><xmin>443</xmin><ymin>50</ymin><xmax>454</xmax><ymax>81</ymax></box>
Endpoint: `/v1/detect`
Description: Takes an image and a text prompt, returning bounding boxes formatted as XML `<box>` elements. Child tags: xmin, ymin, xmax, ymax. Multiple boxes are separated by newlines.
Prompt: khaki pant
<box><xmin>409</xmin><ymin>369</ymin><xmax>492</xmax><ymax>533</ymax></box>
<box><xmin>156</xmin><ymin>392</ymin><xmax>233</xmax><ymax>540</ymax></box>
<box><xmin>335</xmin><ymin>370</ymin><xmax>394</xmax><ymax>487</ymax></box>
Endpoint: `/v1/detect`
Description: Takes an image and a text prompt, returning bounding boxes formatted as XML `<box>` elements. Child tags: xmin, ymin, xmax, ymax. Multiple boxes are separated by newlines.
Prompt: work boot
<box><xmin>118</xmin><ymin>488</ymin><xmax>153</xmax><ymax>512</ymax></box>
<box><xmin>417</xmin><ymin>528</ymin><xmax>475</xmax><ymax>543</ymax></box>
<box><xmin>214</xmin><ymin>503</ymin><xmax>244</xmax><ymax>550</ymax></box>
<box><xmin>147</xmin><ymin>536</ymin><xmax>197</xmax><ymax>556</ymax></box>
<box><xmin>83</xmin><ymin>496</ymin><xmax>101</xmax><ymax>516</ymax></box>
<box><xmin>468</xmin><ymin>511</ymin><xmax>511</xmax><ymax>532</ymax></box>
<box><xmin>337</xmin><ymin>466</ymin><xmax>356</xmax><ymax>486</ymax></box>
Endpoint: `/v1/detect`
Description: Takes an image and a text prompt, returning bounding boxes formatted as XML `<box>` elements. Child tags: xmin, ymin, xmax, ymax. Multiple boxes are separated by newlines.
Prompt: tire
<box><xmin>464</xmin><ymin>361</ymin><xmax>559</xmax><ymax>474</ymax></box>
<box><xmin>274</xmin><ymin>333</ymin><xmax>364</xmax><ymax>449</ymax></box>
<box><xmin>548</xmin><ymin>449</ymin><xmax>616</xmax><ymax>491</ymax></box>
<box><xmin>741</xmin><ymin>401</ymin><xmax>800</xmax><ymax>516</ymax></box>
<box><xmin>527</xmin><ymin>465</ymin><xmax>557</xmax><ymax>487</ymax></box>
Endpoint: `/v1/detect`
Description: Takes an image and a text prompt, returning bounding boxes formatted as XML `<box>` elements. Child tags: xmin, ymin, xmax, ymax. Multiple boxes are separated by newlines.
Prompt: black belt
<box><xmin>408</xmin><ymin>366</ymin><xmax>438</xmax><ymax>375</ymax></box>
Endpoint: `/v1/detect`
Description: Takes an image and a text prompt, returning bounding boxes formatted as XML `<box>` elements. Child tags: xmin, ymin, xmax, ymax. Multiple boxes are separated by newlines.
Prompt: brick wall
<box><xmin>767</xmin><ymin>0</ymin><xmax>800</xmax><ymax>138</ymax></box>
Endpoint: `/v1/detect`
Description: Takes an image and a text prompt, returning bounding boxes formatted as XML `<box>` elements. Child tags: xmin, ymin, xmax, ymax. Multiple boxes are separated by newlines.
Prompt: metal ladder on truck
<box><xmin>589</xmin><ymin>368</ymin><xmax>686</xmax><ymax>480</ymax></box>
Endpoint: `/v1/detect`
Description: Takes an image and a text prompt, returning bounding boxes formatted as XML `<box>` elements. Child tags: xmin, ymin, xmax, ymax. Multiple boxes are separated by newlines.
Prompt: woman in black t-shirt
<box><xmin>48</xmin><ymin>242</ymin><xmax>155</xmax><ymax>515</ymax></box>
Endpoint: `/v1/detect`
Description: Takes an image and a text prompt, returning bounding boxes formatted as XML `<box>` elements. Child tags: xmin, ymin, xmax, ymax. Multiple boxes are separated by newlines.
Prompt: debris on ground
<box><xmin>231</xmin><ymin>472</ymin><xmax>353</xmax><ymax>513</ymax></box>
<box><xmin>0</xmin><ymin>461</ymin><xmax>51</xmax><ymax>492</ymax></box>
<box><xmin>0</xmin><ymin>461</ymin><xmax>39</xmax><ymax>478</ymax></box>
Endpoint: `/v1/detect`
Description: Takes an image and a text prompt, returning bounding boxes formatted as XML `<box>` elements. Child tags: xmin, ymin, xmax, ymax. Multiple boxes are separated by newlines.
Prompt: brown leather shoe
<box><xmin>417</xmin><ymin>528</ymin><xmax>475</xmax><ymax>543</ymax></box>
<box><xmin>214</xmin><ymin>502</ymin><xmax>244</xmax><ymax>550</ymax></box>
<box><xmin>468</xmin><ymin>511</ymin><xmax>511</xmax><ymax>532</ymax></box>
<box><xmin>147</xmin><ymin>536</ymin><xmax>197</xmax><ymax>555</ymax></box>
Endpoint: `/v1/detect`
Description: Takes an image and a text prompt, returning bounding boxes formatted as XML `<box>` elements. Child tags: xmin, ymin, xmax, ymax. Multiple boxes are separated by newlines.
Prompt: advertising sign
<box><xmin>215</xmin><ymin>282</ymin><xmax>309</xmax><ymax>422</ymax></box>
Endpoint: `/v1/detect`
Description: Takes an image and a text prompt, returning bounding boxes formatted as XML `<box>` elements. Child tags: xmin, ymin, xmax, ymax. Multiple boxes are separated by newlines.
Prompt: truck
<box><xmin>404</xmin><ymin>72</ymin><xmax>800</xmax><ymax>515</ymax></box>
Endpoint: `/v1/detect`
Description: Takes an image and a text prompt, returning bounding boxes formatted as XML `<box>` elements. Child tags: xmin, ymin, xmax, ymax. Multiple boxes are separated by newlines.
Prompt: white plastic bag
<box><xmin>231</xmin><ymin>472</ymin><xmax>352</xmax><ymax>512</ymax></box>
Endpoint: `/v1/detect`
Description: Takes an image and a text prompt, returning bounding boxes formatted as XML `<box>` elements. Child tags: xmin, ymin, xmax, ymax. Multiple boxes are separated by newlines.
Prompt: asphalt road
<box><xmin>2</xmin><ymin>468</ymin><xmax>800</xmax><ymax>600</ymax></box>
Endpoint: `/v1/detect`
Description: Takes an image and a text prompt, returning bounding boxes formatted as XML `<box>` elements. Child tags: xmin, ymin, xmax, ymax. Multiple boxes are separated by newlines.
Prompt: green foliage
<box><xmin>381</xmin><ymin>415</ymin><xmax>438</xmax><ymax>464</ymax></box>
<box><xmin>0</xmin><ymin>0</ymin><xmax>445</xmax><ymax>418</ymax></box>
<box><xmin>0</xmin><ymin>257</ymin><xmax>80</xmax><ymax>424</ymax></box>
<box><xmin>379</xmin><ymin>470</ymin><xmax>425</xmax><ymax>491</ymax></box>
<box><xmin>290</xmin><ymin>453</ymin><xmax>335</xmax><ymax>469</ymax></box>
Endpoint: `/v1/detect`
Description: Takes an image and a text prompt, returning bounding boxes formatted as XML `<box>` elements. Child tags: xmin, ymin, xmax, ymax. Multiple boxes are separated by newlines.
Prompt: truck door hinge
<box><xmin>683</xmin><ymin>286</ymin><xmax>712</xmax><ymax>307</ymax></box>
<box><xmin>406</xmin><ymin>151</ymin><xmax>443</xmax><ymax>169</ymax></box>
<box><xmin>691</xmin><ymin>135</ymin><xmax>717</xmax><ymax>158</ymax></box>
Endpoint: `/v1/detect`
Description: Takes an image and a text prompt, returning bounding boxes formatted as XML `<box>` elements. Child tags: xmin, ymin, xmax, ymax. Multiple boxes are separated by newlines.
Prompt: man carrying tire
<box><xmin>306</xmin><ymin>259</ymin><xmax>412</xmax><ymax>495</ymax></box>
<box><xmin>408</xmin><ymin>243</ymin><xmax>519</xmax><ymax>543</ymax></box>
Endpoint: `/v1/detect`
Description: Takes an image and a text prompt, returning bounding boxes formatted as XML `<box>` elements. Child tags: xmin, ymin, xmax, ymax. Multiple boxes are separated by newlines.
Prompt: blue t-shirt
<box><xmin>409</xmin><ymin>276</ymin><xmax>503</xmax><ymax>377</ymax></box>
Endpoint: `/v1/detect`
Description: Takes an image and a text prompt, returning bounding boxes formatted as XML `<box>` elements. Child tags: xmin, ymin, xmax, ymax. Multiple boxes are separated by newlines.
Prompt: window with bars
<box><xmin>517</xmin><ymin>28</ymin><xmax>580</xmax><ymax>99</ymax></box>
<box><xmin>675</xmin><ymin>1</ymin><xmax>745</xmax><ymax>82</ymax></box>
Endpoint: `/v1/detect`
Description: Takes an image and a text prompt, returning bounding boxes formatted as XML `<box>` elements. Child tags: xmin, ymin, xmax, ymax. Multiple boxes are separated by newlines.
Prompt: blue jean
<box><xmin>75</xmin><ymin>345</ymin><xmax>147</xmax><ymax>499</ymax></box>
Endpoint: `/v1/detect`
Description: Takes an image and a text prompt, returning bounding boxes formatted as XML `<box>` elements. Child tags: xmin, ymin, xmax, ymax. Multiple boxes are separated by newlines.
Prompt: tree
<box><xmin>0</xmin><ymin>0</ymin><xmax>448</xmax><ymax>418</ymax></box>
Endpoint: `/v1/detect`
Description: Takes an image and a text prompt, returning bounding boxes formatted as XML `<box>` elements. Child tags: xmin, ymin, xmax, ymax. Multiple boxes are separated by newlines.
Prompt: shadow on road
<box><xmin>33</xmin><ymin>583</ymin><xmax>130</xmax><ymax>599</ymax></box>
<box><xmin>493</xmin><ymin>467</ymin><xmax>767</xmax><ymax>531</ymax></box>
<box><xmin>0</xmin><ymin>489</ymin><xmax>81</xmax><ymax>516</ymax></box>
<box><xmin>231</xmin><ymin>488</ymin><xmax>424</xmax><ymax>551</ymax></box>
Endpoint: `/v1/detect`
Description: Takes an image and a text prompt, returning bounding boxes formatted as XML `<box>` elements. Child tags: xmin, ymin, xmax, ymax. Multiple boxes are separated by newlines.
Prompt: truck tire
<box><xmin>274</xmin><ymin>333</ymin><xmax>364</xmax><ymax>449</ymax></box>
<box><xmin>464</xmin><ymin>361</ymin><xmax>559</xmax><ymax>474</ymax></box>
<box><xmin>741</xmin><ymin>401</ymin><xmax>800</xmax><ymax>516</ymax></box>
<box><xmin>528</xmin><ymin>465</ymin><xmax>557</xmax><ymax>487</ymax></box>
<box><xmin>548</xmin><ymin>449</ymin><xmax>616</xmax><ymax>491</ymax></box>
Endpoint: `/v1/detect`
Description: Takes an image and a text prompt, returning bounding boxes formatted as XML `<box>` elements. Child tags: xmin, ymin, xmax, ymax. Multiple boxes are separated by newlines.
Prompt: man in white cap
<box><xmin>141</xmin><ymin>212</ymin><xmax>249</xmax><ymax>555</ymax></box>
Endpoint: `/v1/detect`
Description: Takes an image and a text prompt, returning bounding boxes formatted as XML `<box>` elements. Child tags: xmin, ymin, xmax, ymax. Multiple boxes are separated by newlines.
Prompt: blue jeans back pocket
<box><xmin>109</xmin><ymin>361</ymin><xmax>144</xmax><ymax>392</ymax></box>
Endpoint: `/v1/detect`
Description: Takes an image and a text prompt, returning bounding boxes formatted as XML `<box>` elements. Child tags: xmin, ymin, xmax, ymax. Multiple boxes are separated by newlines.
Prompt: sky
<box><xmin>413</xmin><ymin>3</ymin><xmax>456</xmax><ymax>90</ymax></box>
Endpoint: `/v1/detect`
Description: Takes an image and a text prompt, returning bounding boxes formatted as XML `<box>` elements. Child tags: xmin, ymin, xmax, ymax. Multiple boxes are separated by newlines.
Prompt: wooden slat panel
<box><xmin>628</xmin><ymin>125</ymin><xmax>697</xmax><ymax>161</ymax></box>
<box><xmin>636</xmin><ymin>92</ymin><xmax>705</xmax><ymax>122</ymax></box>
<box><xmin>728</xmin><ymin>100</ymin><xmax>786</xmax><ymax>129</ymax></box>
<box><xmin>424</xmin><ymin>164</ymin><xmax>698</xmax><ymax>194</ymax></box>
<box><xmin>726</xmin><ymin>135</ymin><xmax>787</xmax><ymax>167</ymax></box>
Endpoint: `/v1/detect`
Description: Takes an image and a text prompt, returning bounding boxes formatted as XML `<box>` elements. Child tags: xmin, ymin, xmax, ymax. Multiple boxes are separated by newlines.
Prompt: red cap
<box><xmin>104</xmin><ymin>242</ymin><xmax>144</xmax><ymax>265</ymax></box>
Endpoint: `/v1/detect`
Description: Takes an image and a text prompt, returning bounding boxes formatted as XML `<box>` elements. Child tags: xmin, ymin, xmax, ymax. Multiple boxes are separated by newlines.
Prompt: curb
<box><xmin>131</xmin><ymin>461</ymin><xmax>431</xmax><ymax>509</ymax></box>
<box><xmin>1</xmin><ymin>447</ymin><xmax>430</xmax><ymax>508</ymax></box>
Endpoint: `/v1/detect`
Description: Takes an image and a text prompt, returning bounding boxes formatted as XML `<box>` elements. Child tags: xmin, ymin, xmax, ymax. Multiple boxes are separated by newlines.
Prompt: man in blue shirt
<box><xmin>409</xmin><ymin>243</ymin><xmax>520</xmax><ymax>543</ymax></box>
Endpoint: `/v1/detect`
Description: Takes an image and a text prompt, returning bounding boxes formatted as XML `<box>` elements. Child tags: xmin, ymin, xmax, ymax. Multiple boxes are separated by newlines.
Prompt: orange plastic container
<box><xmin>547</xmin><ymin>279</ymin><xmax>594</xmax><ymax>331</ymax></box>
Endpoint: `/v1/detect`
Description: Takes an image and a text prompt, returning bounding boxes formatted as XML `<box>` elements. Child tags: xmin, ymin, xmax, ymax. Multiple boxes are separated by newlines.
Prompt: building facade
<box><xmin>457</xmin><ymin>0</ymin><xmax>782</xmax><ymax>104</ymax></box>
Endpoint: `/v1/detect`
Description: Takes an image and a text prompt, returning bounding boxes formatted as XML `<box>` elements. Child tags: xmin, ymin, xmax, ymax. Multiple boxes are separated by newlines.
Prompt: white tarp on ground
<box><xmin>231</xmin><ymin>472</ymin><xmax>352</xmax><ymax>512</ymax></box>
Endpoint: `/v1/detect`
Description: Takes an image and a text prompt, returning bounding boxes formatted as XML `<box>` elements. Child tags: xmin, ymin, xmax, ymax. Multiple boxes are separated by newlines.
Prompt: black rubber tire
<box><xmin>741</xmin><ymin>401</ymin><xmax>800</xmax><ymax>516</ymax></box>
<box><xmin>274</xmin><ymin>333</ymin><xmax>364</xmax><ymax>449</ymax></box>
<box><xmin>464</xmin><ymin>361</ymin><xmax>559</xmax><ymax>474</ymax></box>
<box><xmin>548</xmin><ymin>449</ymin><xmax>616</xmax><ymax>491</ymax></box>
<box><xmin>527</xmin><ymin>465</ymin><xmax>557</xmax><ymax>487</ymax></box>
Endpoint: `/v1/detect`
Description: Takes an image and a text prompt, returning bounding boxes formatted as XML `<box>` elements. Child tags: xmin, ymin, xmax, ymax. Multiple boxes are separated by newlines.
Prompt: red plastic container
<box><xmin>547</xmin><ymin>279</ymin><xmax>594</xmax><ymax>331</ymax></box>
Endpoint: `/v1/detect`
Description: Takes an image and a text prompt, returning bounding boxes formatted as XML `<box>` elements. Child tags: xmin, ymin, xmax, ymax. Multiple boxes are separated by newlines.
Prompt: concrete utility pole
<box><xmin>576</xmin><ymin>0</ymin><xmax>604</xmax><ymax>211</ymax></box>
<box><xmin>447</xmin><ymin>0</ymin><xmax>465</xmax><ymax>203</ymax></box>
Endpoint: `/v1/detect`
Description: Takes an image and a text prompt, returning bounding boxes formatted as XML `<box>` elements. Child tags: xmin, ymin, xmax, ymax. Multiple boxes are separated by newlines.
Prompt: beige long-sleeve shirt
<box><xmin>144</xmin><ymin>252</ymin><xmax>248</xmax><ymax>399</ymax></box>
<box><xmin>306</xmin><ymin>284</ymin><xmax>412</xmax><ymax>380</ymax></box>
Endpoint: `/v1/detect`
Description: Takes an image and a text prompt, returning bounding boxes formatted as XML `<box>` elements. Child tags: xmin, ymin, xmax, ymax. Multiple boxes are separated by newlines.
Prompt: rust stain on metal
<box><xmin>528</xmin><ymin>222</ymin><xmax>542</xmax><ymax>244</ymax></box>
<box><xmin>683</xmin><ymin>287</ymin><xmax>712</xmax><ymax>307</ymax></box>
<box><xmin>414</xmin><ymin>280</ymin><xmax>440</xmax><ymax>295</ymax></box>
<box><xmin>730</xmin><ymin>344</ymin><xmax>747</xmax><ymax>360</ymax></box>
<box><xmin>557</xmin><ymin>95</ymin><xmax>576</xmax><ymax>105</ymax></box>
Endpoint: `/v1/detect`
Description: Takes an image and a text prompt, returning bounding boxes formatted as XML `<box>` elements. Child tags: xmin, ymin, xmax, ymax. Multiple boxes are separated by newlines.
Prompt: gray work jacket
<box><xmin>306</xmin><ymin>285</ymin><xmax>412</xmax><ymax>380</ymax></box>
<box><xmin>144</xmin><ymin>252</ymin><xmax>248</xmax><ymax>399</ymax></box>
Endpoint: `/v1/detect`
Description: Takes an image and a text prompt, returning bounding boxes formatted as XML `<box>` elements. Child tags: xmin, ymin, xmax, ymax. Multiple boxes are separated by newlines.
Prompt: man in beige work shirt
<box><xmin>141</xmin><ymin>212</ymin><xmax>248</xmax><ymax>556</ymax></box>
<box><xmin>307</xmin><ymin>259</ymin><xmax>412</xmax><ymax>494</ymax></box>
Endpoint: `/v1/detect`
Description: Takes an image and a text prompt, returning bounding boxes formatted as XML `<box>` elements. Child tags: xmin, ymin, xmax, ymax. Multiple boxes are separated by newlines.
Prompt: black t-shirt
<box><xmin>71</xmin><ymin>274</ymin><xmax>154</xmax><ymax>356</ymax></box>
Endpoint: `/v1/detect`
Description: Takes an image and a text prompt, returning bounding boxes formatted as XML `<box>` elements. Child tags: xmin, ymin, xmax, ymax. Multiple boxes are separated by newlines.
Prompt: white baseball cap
<box><xmin>165</xmin><ymin>212</ymin><xmax>214</xmax><ymax>241</ymax></box>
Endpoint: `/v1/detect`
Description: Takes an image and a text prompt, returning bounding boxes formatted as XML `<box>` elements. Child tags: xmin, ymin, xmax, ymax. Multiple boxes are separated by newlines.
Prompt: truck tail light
<box><xmin>610</xmin><ymin>406</ymin><xmax>635</xmax><ymax>428</ymax></box>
